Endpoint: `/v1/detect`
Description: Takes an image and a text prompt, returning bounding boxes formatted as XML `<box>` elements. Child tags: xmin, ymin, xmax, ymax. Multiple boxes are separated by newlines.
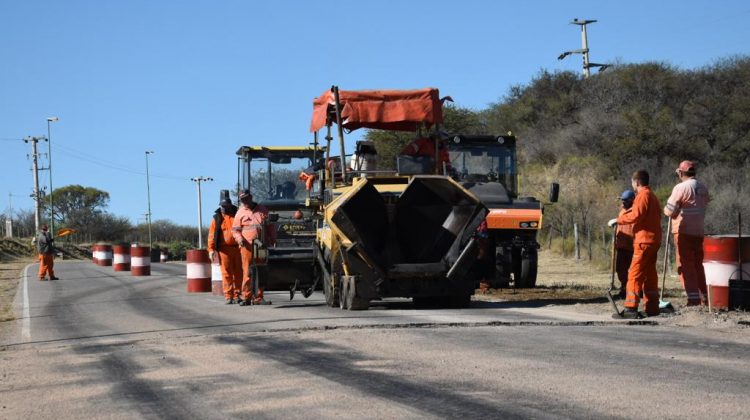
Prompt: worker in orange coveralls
<box><xmin>616</xmin><ymin>170</ymin><xmax>662</xmax><ymax>318</ymax></box>
<box><xmin>664</xmin><ymin>160</ymin><xmax>710</xmax><ymax>306</ymax></box>
<box><xmin>608</xmin><ymin>190</ymin><xmax>636</xmax><ymax>299</ymax></box>
<box><xmin>232</xmin><ymin>189</ymin><xmax>269</xmax><ymax>306</ymax></box>
<box><xmin>37</xmin><ymin>225</ymin><xmax>59</xmax><ymax>281</ymax></box>
<box><xmin>208</xmin><ymin>190</ymin><xmax>242</xmax><ymax>304</ymax></box>
<box><xmin>400</xmin><ymin>135</ymin><xmax>451</xmax><ymax>174</ymax></box>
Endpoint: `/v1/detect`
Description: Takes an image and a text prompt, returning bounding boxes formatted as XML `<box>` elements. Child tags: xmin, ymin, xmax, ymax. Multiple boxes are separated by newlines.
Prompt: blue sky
<box><xmin>2</xmin><ymin>0</ymin><xmax>748</xmax><ymax>227</ymax></box>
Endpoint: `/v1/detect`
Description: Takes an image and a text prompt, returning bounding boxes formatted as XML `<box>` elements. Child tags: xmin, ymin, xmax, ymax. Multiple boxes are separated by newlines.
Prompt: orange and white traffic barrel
<box><xmin>95</xmin><ymin>244</ymin><xmax>113</xmax><ymax>266</ymax></box>
<box><xmin>131</xmin><ymin>245</ymin><xmax>151</xmax><ymax>276</ymax></box>
<box><xmin>704</xmin><ymin>235</ymin><xmax>750</xmax><ymax>310</ymax></box>
<box><xmin>186</xmin><ymin>249</ymin><xmax>212</xmax><ymax>293</ymax></box>
<box><xmin>211</xmin><ymin>261</ymin><xmax>223</xmax><ymax>295</ymax></box>
<box><xmin>113</xmin><ymin>244</ymin><xmax>131</xmax><ymax>272</ymax></box>
<box><xmin>160</xmin><ymin>251</ymin><xmax>168</xmax><ymax>263</ymax></box>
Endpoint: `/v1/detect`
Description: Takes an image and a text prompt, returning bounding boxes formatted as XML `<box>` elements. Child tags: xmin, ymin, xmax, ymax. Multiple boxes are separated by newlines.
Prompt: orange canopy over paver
<box><xmin>310</xmin><ymin>88</ymin><xmax>444</xmax><ymax>132</ymax></box>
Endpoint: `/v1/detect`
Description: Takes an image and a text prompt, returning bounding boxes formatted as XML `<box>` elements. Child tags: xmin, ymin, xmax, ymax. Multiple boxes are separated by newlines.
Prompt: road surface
<box><xmin>1</xmin><ymin>260</ymin><xmax>748</xmax><ymax>419</ymax></box>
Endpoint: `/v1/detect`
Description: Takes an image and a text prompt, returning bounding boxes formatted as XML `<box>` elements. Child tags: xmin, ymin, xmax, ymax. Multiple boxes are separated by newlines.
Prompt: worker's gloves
<box><xmin>607</xmin><ymin>218</ymin><xmax>618</xmax><ymax>228</ymax></box>
<box><xmin>208</xmin><ymin>251</ymin><xmax>215</xmax><ymax>261</ymax></box>
<box><xmin>237</xmin><ymin>239</ymin><xmax>245</xmax><ymax>249</ymax></box>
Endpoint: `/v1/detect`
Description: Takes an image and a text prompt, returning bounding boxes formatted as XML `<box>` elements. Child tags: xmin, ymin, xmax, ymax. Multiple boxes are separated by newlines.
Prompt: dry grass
<box><xmin>0</xmin><ymin>258</ymin><xmax>32</xmax><ymax>322</ymax></box>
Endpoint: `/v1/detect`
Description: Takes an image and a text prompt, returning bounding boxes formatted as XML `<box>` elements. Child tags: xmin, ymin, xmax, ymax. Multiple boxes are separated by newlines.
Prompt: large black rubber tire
<box><xmin>514</xmin><ymin>248</ymin><xmax>538</xmax><ymax>288</ymax></box>
<box><xmin>412</xmin><ymin>296</ymin><xmax>445</xmax><ymax>309</ymax></box>
<box><xmin>323</xmin><ymin>255</ymin><xmax>340</xmax><ymax>308</ymax></box>
<box><xmin>447</xmin><ymin>294</ymin><xmax>472</xmax><ymax>309</ymax></box>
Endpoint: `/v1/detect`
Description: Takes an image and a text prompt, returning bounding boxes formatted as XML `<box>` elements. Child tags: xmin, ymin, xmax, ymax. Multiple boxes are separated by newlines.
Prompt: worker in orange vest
<box><xmin>400</xmin><ymin>135</ymin><xmax>451</xmax><ymax>174</ymax></box>
<box><xmin>36</xmin><ymin>225</ymin><xmax>59</xmax><ymax>281</ymax></box>
<box><xmin>616</xmin><ymin>170</ymin><xmax>662</xmax><ymax>318</ymax></box>
<box><xmin>231</xmin><ymin>189</ymin><xmax>269</xmax><ymax>306</ymax></box>
<box><xmin>664</xmin><ymin>160</ymin><xmax>710</xmax><ymax>306</ymax></box>
<box><xmin>208</xmin><ymin>190</ymin><xmax>243</xmax><ymax>304</ymax></box>
<box><xmin>608</xmin><ymin>190</ymin><xmax>636</xmax><ymax>299</ymax></box>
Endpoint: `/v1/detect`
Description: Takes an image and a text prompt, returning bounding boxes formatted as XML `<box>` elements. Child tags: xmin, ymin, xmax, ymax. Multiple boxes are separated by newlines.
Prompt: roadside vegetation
<box><xmin>368</xmin><ymin>56</ymin><xmax>750</xmax><ymax>269</ymax></box>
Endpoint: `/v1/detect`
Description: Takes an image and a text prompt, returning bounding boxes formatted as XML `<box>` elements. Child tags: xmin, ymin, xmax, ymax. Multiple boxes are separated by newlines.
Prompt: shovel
<box><xmin>659</xmin><ymin>218</ymin><xmax>675</xmax><ymax>311</ymax></box>
<box><xmin>607</xmin><ymin>225</ymin><xmax>623</xmax><ymax>317</ymax></box>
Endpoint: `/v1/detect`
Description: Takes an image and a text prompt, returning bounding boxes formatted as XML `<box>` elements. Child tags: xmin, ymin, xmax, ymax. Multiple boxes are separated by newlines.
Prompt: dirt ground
<box><xmin>0</xmin><ymin>258</ymin><xmax>31</xmax><ymax>322</ymax></box>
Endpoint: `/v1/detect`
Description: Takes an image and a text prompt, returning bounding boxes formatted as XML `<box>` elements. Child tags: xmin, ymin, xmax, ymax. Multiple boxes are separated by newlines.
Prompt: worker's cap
<box><xmin>219</xmin><ymin>189</ymin><xmax>232</xmax><ymax>206</ymax></box>
<box><xmin>239</xmin><ymin>189</ymin><xmax>252</xmax><ymax>200</ymax></box>
<box><xmin>676</xmin><ymin>160</ymin><xmax>695</xmax><ymax>172</ymax></box>
<box><xmin>620</xmin><ymin>190</ymin><xmax>635</xmax><ymax>201</ymax></box>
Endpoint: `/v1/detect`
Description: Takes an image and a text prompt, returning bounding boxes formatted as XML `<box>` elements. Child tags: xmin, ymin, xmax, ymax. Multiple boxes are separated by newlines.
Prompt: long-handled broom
<box><xmin>659</xmin><ymin>218</ymin><xmax>675</xmax><ymax>311</ymax></box>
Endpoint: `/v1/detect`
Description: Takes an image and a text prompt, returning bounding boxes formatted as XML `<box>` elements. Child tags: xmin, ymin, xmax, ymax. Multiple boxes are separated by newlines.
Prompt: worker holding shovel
<box><xmin>616</xmin><ymin>170</ymin><xmax>663</xmax><ymax>318</ymax></box>
<box><xmin>608</xmin><ymin>190</ymin><xmax>636</xmax><ymax>299</ymax></box>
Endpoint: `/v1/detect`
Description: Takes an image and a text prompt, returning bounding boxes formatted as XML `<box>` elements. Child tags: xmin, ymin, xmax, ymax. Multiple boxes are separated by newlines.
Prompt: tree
<box><xmin>39</xmin><ymin>185</ymin><xmax>111</xmax><ymax>241</ymax></box>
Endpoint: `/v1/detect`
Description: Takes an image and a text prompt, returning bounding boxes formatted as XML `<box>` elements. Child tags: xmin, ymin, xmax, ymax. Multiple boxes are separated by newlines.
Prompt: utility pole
<box><xmin>557</xmin><ymin>18</ymin><xmax>610</xmax><ymax>78</ymax></box>
<box><xmin>145</xmin><ymin>151</ymin><xmax>154</xmax><ymax>250</ymax></box>
<box><xmin>190</xmin><ymin>176</ymin><xmax>213</xmax><ymax>249</ymax></box>
<box><xmin>5</xmin><ymin>193</ymin><xmax>13</xmax><ymax>238</ymax></box>
<box><xmin>24</xmin><ymin>136</ymin><xmax>44</xmax><ymax>232</ymax></box>
<box><xmin>46</xmin><ymin>117</ymin><xmax>59</xmax><ymax>236</ymax></box>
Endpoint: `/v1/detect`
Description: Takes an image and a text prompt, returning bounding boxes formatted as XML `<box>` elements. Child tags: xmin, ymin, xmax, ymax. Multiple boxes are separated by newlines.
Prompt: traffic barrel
<box><xmin>95</xmin><ymin>244</ymin><xmax>113</xmax><ymax>267</ymax></box>
<box><xmin>186</xmin><ymin>249</ymin><xmax>212</xmax><ymax>293</ymax></box>
<box><xmin>703</xmin><ymin>235</ymin><xmax>750</xmax><ymax>310</ymax></box>
<box><xmin>160</xmin><ymin>251</ymin><xmax>168</xmax><ymax>263</ymax></box>
<box><xmin>131</xmin><ymin>245</ymin><xmax>151</xmax><ymax>276</ymax></box>
<box><xmin>211</xmin><ymin>261</ymin><xmax>223</xmax><ymax>295</ymax></box>
<box><xmin>113</xmin><ymin>244</ymin><xmax>131</xmax><ymax>272</ymax></box>
<box><xmin>91</xmin><ymin>245</ymin><xmax>98</xmax><ymax>264</ymax></box>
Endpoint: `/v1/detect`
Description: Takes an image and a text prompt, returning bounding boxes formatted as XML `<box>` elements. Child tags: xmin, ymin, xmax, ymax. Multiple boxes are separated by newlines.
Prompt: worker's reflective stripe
<box><xmin>687</xmin><ymin>292</ymin><xmax>701</xmax><ymax>298</ymax></box>
<box><xmin>645</xmin><ymin>290</ymin><xmax>660</xmax><ymax>296</ymax></box>
<box><xmin>241</xmin><ymin>225</ymin><xmax>262</xmax><ymax>230</ymax></box>
<box><xmin>665</xmin><ymin>202</ymin><xmax>677</xmax><ymax>212</ymax></box>
<box><xmin>626</xmin><ymin>292</ymin><xmax>639</xmax><ymax>305</ymax></box>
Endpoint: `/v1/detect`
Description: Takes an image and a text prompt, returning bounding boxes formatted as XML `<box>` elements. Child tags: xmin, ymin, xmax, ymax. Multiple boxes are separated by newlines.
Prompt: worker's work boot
<box><xmin>225</xmin><ymin>298</ymin><xmax>235</xmax><ymax>304</ymax></box>
<box><xmin>238</xmin><ymin>299</ymin><xmax>250</xmax><ymax>306</ymax></box>
<box><xmin>620</xmin><ymin>308</ymin><xmax>643</xmax><ymax>319</ymax></box>
<box><xmin>50</xmin><ymin>277</ymin><xmax>59</xmax><ymax>281</ymax></box>
<box><xmin>252</xmin><ymin>297</ymin><xmax>271</xmax><ymax>305</ymax></box>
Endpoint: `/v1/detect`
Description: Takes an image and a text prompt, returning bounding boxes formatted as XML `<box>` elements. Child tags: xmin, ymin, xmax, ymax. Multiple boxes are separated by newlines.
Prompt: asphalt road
<box><xmin>1</xmin><ymin>260</ymin><xmax>749</xmax><ymax>419</ymax></box>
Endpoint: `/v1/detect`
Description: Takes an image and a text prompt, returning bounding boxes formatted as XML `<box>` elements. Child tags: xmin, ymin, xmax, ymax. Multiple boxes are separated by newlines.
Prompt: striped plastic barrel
<box><xmin>131</xmin><ymin>245</ymin><xmax>151</xmax><ymax>276</ymax></box>
<box><xmin>113</xmin><ymin>245</ymin><xmax>131</xmax><ymax>272</ymax></box>
<box><xmin>703</xmin><ymin>235</ymin><xmax>750</xmax><ymax>309</ymax></box>
<box><xmin>95</xmin><ymin>244</ymin><xmax>113</xmax><ymax>267</ymax></box>
<box><xmin>186</xmin><ymin>250</ymin><xmax>212</xmax><ymax>293</ymax></box>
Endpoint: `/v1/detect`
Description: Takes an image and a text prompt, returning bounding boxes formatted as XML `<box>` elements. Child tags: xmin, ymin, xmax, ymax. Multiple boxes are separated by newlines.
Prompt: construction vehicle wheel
<box><xmin>339</xmin><ymin>277</ymin><xmax>349</xmax><ymax>309</ymax></box>
<box><xmin>514</xmin><ymin>248</ymin><xmax>538</xmax><ymax>288</ymax></box>
<box><xmin>323</xmin><ymin>257</ymin><xmax>340</xmax><ymax>307</ymax></box>
<box><xmin>447</xmin><ymin>294</ymin><xmax>472</xmax><ymax>309</ymax></box>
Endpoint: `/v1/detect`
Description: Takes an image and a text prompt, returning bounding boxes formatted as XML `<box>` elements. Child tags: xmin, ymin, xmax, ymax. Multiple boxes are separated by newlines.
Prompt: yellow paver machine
<box><xmin>309</xmin><ymin>86</ymin><xmax>487</xmax><ymax>310</ymax></box>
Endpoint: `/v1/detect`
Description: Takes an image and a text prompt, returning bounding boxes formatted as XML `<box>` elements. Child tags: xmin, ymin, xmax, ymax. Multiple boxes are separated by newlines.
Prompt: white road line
<box><xmin>21</xmin><ymin>263</ymin><xmax>32</xmax><ymax>342</ymax></box>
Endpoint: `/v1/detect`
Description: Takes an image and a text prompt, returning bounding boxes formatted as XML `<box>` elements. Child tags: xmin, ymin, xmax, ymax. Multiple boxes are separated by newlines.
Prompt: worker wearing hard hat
<box><xmin>616</xmin><ymin>170</ymin><xmax>663</xmax><ymax>318</ymax></box>
<box><xmin>664</xmin><ymin>160</ymin><xmax>710</xmax><ymax>306</ymax></box>
<box><xmin>231</xmin><ymin>189</ymin><xmax>270</xmax><ymax>306</ymax></box>
<box><xmin>208</xmin><ymin>190</ymin><xmax>243</xmax><ymax>304</ymax></box>
<box><xmin>36</xmin><ymin>225</ymin><xmax>59</xmax><ymax>281</ymax></box>
<box><xmin>609</xmin><ymin>190</ymin><xmax>636</xmax><ymax>298</ymax></box>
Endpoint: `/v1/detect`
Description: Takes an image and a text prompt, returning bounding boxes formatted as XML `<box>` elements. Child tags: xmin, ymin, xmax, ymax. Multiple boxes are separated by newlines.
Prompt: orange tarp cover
<box><xmin>310</xmin><ymin>88</ymin><xmax>444</xmax><ymax>132</ymax></box>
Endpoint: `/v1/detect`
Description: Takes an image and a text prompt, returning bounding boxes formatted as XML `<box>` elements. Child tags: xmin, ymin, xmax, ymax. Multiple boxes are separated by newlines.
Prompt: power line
<box><xmin>49</xmin><ymin>142</ymin><xmax>191</xmax><ymax>181</ymax></box>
